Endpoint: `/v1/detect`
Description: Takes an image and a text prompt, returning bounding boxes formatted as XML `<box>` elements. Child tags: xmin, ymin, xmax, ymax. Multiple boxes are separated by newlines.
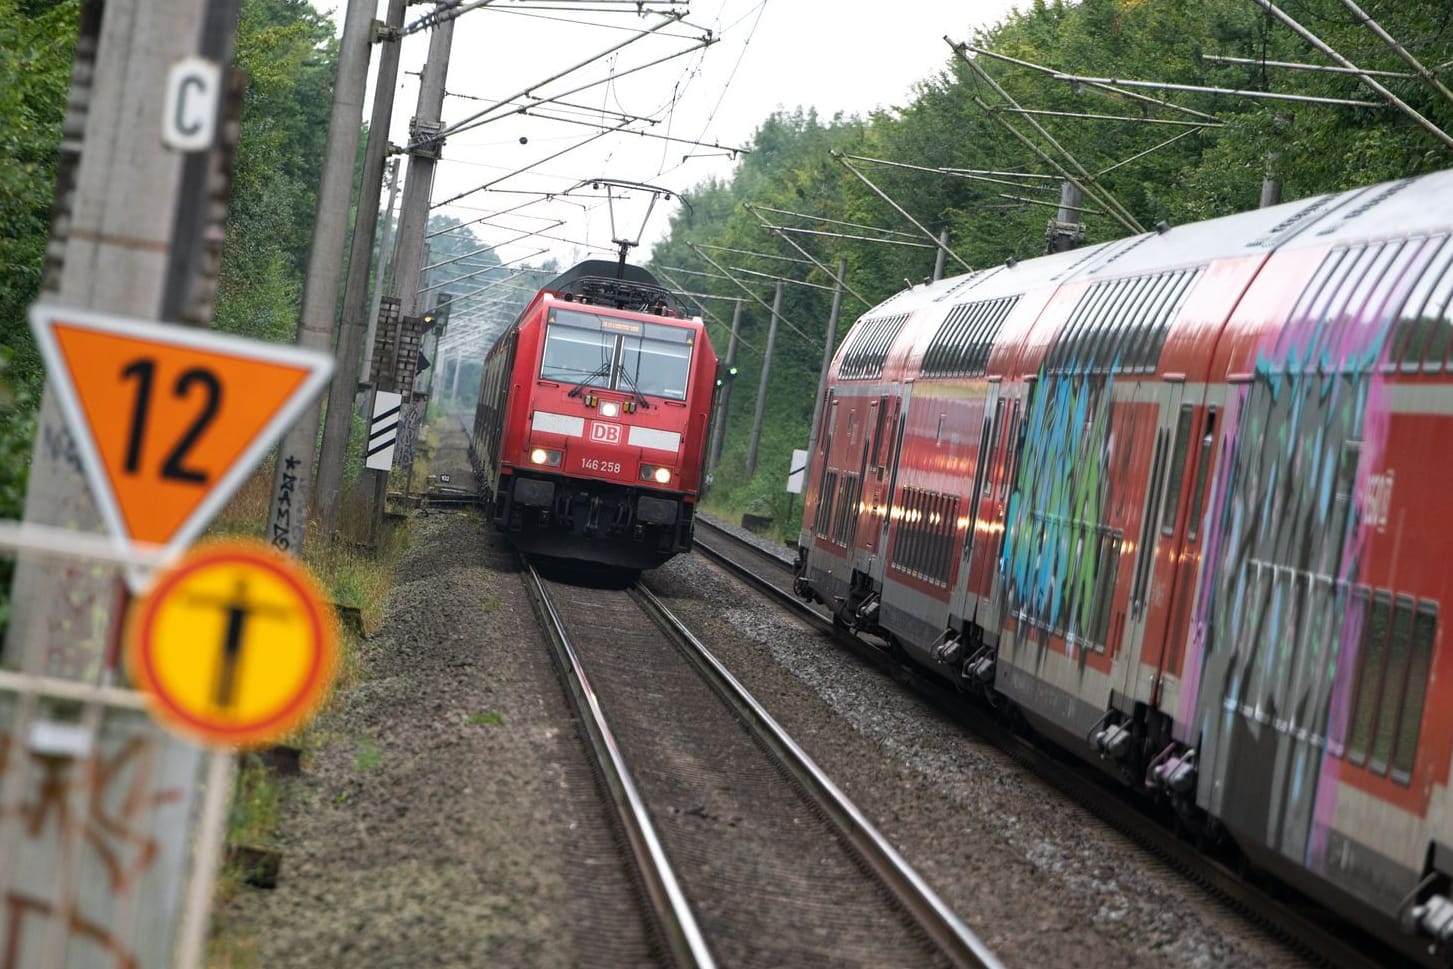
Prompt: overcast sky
<box><xmin>312</xmin><ymin>0</ymin><xmax>1027</xmax><ymax>279</ymax></box>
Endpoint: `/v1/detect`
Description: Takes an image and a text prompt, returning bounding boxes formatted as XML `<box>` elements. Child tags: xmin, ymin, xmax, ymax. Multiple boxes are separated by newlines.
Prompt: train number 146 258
<box><xmin>581</xmin><ymin>458</ymin><xmax>621</xmax><ymax>474</ymax></box>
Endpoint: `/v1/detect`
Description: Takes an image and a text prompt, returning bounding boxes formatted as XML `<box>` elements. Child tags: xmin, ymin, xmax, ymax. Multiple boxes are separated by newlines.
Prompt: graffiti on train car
<box><xmin>1187</xmin><ymin>236</ymin><xmax>1440</xmax><ymax>863</ymax></box>
<box><xmin>1001</xmin><ymin>368</ymin><xmax>1118</xmax><ymax>653</ymax></box>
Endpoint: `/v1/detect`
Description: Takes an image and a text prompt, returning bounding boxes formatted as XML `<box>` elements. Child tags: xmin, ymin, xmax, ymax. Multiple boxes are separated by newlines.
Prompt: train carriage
<box><xmin>472</xmin><ymin>260</ymin><xmax>718</xmax><ymax>572</ymax></box>
<box><xmin>796</xmin><ymin>167</ymin><xmax>1453</xmax><ymax>961</ymax></box>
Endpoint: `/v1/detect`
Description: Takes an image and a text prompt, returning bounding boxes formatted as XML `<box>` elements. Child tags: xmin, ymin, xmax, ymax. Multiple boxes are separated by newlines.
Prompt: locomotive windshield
<box><xmin>540</xmin><ymin>308</ymin><xmax>694</xmax><ymax>401</ymax></box>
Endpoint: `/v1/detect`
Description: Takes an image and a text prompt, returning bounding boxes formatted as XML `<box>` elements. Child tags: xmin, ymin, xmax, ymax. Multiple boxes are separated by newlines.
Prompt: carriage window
<box><xmin>1347</xmin><ymin>589</ymin><xmax>1392</xmax><ymax>765</ymax></box>
<box><xmin>1161</xmin><ymin>405</ymin><xmax>1195</xmax><ymax>536</ymax></box>
<box><xmin>1370</xmin><ymin>595</ymin><xmax>1418</xmax><ymax>773</ymax></box>
<box><xmin>1186</xmin><ymin>409</ymin><xmax>1217</xmax><ymax>542</ymax></box>
<box><xmin>1392</xmin><ymin>603</ymin><xmax>1438</xmax><ymax>782</ymax></box>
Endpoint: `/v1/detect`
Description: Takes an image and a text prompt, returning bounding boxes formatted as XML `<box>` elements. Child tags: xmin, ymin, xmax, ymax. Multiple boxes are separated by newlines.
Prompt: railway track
<box><xmin>521</xmin><ymin>559</ymin><xmax>1003</xmax><ymax>969</ymax></box>
<box><xmin>689</xmin><ymin>517</ymin><xmax>1406</xmax><ymax>969</ymax></box>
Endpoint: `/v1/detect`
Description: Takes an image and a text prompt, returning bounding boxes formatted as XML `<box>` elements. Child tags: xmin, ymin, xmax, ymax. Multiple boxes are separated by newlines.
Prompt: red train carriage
<box><xmin>797</xmin><ymin>168</ymin><xmax>1453</xmax><ymax>963</ymax></box>
<box><xmin>472</xmin><ymin>260</ymin><xmax>718</xmax><ymax>572</ymax></box>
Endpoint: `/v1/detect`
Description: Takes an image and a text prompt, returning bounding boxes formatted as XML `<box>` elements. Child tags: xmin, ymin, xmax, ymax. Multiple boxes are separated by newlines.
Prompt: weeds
<box><xmin>353</xmin><ymin>737</ymin><xmax>383</xmax><ymax>772</ymax></box>
<box><xmin>464</xmin><ymin>710</ymin><xmax>505</xmax><ymax>727</ymax></box>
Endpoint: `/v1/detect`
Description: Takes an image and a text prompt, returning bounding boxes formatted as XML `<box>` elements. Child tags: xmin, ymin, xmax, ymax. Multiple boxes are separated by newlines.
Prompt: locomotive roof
<box><xmin>540</xmin><ymin>259</ymin><xmax>689</xmax><ymax>316</ymax></box>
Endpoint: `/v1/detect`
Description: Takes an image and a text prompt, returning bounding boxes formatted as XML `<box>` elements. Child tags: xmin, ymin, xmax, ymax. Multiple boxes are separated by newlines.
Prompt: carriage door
<box><xmin>857</xmin><ymin>394</ymin><xmax>897</xmax><ymax>567</ymax></box>
<box><xmin>951</xmin><ymin>380</ymin><xmax>1001</xmax><ymax>622</ymax></box>
<box><xmin>1116</xmin><ymin>378</ymin><xmax>1192</xmax><ymax>709</ymax></box>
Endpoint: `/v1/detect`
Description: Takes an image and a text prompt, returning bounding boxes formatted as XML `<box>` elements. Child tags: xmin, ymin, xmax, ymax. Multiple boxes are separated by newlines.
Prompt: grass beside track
<box><xmin>204</xmin><ymin>459</ymin><xmax>415</xmax><ymax>968</ymax></box>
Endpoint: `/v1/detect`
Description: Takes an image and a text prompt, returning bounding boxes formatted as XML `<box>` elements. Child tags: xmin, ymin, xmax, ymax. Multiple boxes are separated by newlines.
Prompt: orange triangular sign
<box><xmin>29</xmin><ymin>305</ymin><xmax>333</xmax><ymax>577</ymax></box>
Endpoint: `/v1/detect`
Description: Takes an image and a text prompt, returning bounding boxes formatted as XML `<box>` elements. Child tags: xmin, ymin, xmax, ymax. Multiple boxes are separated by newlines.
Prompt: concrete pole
<box><xmin>264</xmin><ymin>0</ymin><xmax>376</xmax><ymax>555</ymax></box>
<box><xmin>745</xmin><ymin>281</ymin><xmax>782</xmax><ymax>478</ymax></box>
<box><xmin>6</xmin><ymin>0</ymin><xmax>239</xmax><ymax>670</ymax></box>
<box><xmin>3</xmin><ymin>4</ymin><xmax>240</xmax><ymax>969</ymax></box>
<box><xmin>447</xmin><ymin>346</ymin><xmax>463</xmax><ymax>401</ymax></box>
<box><xmin>390</xmin><ymin>23</ymin><xmax>454</xmax><ymax>320</ymax></box>
<box><xmin>316</xmin><ymin>0</ymin><xmax>407</xmax><ymax>542</ymax></box>
<box><xmin>369</xmin><ymin>14</ymin><xmax>456</xmax><ymax>535</ymax></box>
<box><xmin>707</xmin><ymin>298</ymin><xmax>742</xmax><ymax>472</ymax></box>
<box><xmin>806</xmin><ymin>259</ymin><xmax>845</xmax><ymax>452</ymax></box>
<box><xmin>1045</xmin><ymin>180</ymin><xmax>1085</xmax><ymax>254</ymax></box>
<box><xmin>932</xmin><ymin>229</ymin><xmax>949</xmax><ymax>283</ymax></box>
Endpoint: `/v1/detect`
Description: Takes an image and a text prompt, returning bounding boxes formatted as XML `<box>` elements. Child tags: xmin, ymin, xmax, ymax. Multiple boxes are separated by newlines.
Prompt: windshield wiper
<box><xmin>566</xmin><ymin>361</ymin><xmax>612</xmax><ymax>398</ymax></box>
<box><xmin>615</xmin><ymin>364</ymin><xmax>650</xmax><ymax>411</ymax></box>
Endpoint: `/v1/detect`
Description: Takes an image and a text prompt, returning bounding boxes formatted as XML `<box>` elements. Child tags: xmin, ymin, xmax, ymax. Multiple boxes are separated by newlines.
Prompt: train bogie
<box><xmin>796</xmin><ymin>167</ymin><xmax>1453</xmax><ymax>962</ymax></box>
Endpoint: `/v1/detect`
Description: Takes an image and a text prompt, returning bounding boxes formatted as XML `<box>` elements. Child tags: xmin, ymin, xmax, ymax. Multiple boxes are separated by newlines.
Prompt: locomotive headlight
<box><xmin>530</xmin><ymin>447</ymin><xmax>562</xmax><ymax>467</ymax></box>
<box><xmin>599</xmin><ymin>400</ymin><xmax>620</xmax><ymax>418</ymax></box>
<box><xmin>653</xmin><ymin>467</ymin><xmax>672</xmax><ymax>484</ymax></box>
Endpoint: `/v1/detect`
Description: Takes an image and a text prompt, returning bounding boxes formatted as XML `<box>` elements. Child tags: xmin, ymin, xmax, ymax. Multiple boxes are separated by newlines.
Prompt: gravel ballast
<box><xmin>644</xmin><ymin>539</ymin><xmax>1314</xmax><ymax>969</ymax></box>
<box><xmin>228</xmin><ymin>409</ymin><xmax>1312</xmax><ymax>967</ymax></box>
<box><xmin>227</xmin><ymin>506</ymin><xmax>656</xmax><ymax>968</ymax></box>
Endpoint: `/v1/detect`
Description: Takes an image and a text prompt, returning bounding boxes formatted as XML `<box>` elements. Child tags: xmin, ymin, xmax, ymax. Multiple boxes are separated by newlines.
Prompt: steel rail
<box><xmin>522</xmin><ymin>563</ymin><xmax>716</xmax><ymax>969</ymax></box>
<box><xmin>688</xmin><ymin>518</ymin><xmax>1411</xmax><ymax>969</ymax></box>
<box><xmin>631</xmin><ymin>582</ymin><xmax>1005</xmax><ymax>969</ymax></box>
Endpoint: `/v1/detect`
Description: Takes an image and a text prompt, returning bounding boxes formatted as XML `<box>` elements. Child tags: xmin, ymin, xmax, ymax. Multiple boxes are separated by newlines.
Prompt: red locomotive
<box><xmin>797</xmin><ymin>167</ymin><xmax>1453</xmax><ymax>963</ymax></box>
<box><xmin>472</xmin><ymin>260</ymin><xmax>718</xmax><ymax>573</ymax></box>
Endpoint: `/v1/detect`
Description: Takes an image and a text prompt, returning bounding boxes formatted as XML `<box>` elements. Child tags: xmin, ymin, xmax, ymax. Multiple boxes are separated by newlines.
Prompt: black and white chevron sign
<box><xmin>365</xmin><ymin>391</ymin><xmax>403</xmax><ymax>471</ymax></box>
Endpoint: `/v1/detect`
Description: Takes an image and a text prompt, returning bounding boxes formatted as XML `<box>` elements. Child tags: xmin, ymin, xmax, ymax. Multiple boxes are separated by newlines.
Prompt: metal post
<box><xmin>316</xmin><ymin>0</ymin><xmax>407</xmax><ymax>542</ymax></box>
<box><xmin>707</xmin><ymin>298</ymin><xmax>742</xmax><ymax>472</ymax></box>
<box><xmin>932</xmin><ymin>230</ymin><xmax>949</xmax><ymax>282</ymax></box>
<box><xmin>807</xmin><ymin>260</ymin><xmax>845</xmax><ymax>452</ymax></box>
<box><xmin>264</xmin><ymin>0</ymin><xmax>376</xmax><ymax>555</ymax></box>
<box><xmin>369</xmin><ymin>13</ymin><xmax>456</xmax><ymax>537</ymax></box>
<box><xmin>745</xmin><ymin>280</ymin><xmax>782</xmax><ymax>478</ymax></box>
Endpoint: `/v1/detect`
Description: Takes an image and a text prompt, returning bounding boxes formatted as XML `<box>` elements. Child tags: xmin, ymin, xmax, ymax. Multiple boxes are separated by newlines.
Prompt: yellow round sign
<box><xmin>125</xmin><ymin>540</ymin><xmax>339</xmax><ymax>749</ymax></box>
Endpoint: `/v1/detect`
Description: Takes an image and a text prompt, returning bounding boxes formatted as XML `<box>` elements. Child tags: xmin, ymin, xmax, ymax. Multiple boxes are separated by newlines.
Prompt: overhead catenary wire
<box><xmin>840</xmin><ymin>152</ymin><xmax>1061</xmax><ymax>195</ymax></box>
<box><xmin>830</xmin><ymin>152</ymin><xmax>976</xmax><ymax>273</ymax></box>
<box><xmin>740</xmin><ymin>205</ymin><xmax>877</xmax><ymax>310</ymax></box>
<box><xmin>1046</xmin><ymin>71</ymin><xmax>1387</xmax><ymax>108</ymax></box>
<box><xmin>996</xmin><ymin>107</ymin><xmax>1222</xmax><ymax>127</ymax></box>
<box><xmin>647</xmin><ymin>265</ymin><xmax>760</xmax><ymax>354</ymax></box>
<box><xmin>428</xmin><ymin>15</ymin><xmax>706</xmax><ymax>145</ymax></box>
<box><xmin>1334</xmin><ymin>0</ymin><xmax>1453</xmax><ymax>110</ymax></box>
<box><xmin>949</xmin><ymin>39</ymin><xmax>1146</xmax><ymax>235</ymax></box>
<box><xmin>748</xmin><ymin>204</ymin><xmax>928</xmax><ymax>241</ymax></box>
<box><xmin>1249</xmin><ymin>0</ymin><xmax>1453</xmax><ymax>149</ymax></box>
<box><xmin>1201</xmin><ymin>52</ymin><xmax>1416</xmax><ymax>79</ymax></box>
<box><xmin>687</xmin><ymin>243</ymin><xmax>822</xmax><ymax>350</ymax></box>
<box><xmin>420</xmin><ymin>248</ymin><xmax>550</xmax><ymax>297</ymax></box>
<box><xmin>966</xmin><ymin>44</ymin><xmax>1223</xmax><ymax>123</ymax></box>
<box><xmin>422</xmin><ymin>222</ymin><xmax>562</xmax><ymax>272</ymax></box>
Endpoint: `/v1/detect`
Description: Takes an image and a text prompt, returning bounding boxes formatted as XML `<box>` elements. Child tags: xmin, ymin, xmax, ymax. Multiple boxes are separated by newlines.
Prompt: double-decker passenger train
<box><xmin>795</xmin><ymin>167</ymin><xmax>1453</xmax><ymax>962</ymax></box>
<box><xmin>471</xmin><ymin>260</ymin><xmax>718</xmax><ymax>572</ymax></box>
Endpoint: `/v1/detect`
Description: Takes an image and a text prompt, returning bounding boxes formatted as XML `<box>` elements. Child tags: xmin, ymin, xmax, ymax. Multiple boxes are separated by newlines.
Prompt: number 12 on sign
<box><xmin>28</xmin><ymin>304</ymin><xmax>333</xmax><ymax>582</ymax></box>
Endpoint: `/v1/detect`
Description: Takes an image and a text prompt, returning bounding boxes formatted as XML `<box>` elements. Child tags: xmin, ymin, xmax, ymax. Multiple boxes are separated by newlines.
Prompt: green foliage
<box><xmin>214</xmin><ymin>0</ymin><xmax>338</xmax><ymax>342</ymax></box>
<box><xmin>655</xmin><ymin>0</ymin><xmax>1453</xmax><ymax>517</ymax></box>
<box><xmin>0</xmin><ymin>0</ymin><xmax>79</xmax><ymax>523</ymax></box>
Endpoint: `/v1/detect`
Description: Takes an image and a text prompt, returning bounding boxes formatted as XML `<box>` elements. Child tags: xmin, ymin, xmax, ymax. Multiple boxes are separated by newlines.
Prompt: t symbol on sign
<box><xmin>190</xmin><ymin>578</ymin><xmax>289</xmax><ymax>709</ymax></box>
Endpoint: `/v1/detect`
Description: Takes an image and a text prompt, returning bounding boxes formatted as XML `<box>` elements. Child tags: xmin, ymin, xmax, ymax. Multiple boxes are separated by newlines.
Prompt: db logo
<box><xmin>590</xmin><ymin>421</ymin><xmax>622</xmax><ymax>444</ymax></box>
